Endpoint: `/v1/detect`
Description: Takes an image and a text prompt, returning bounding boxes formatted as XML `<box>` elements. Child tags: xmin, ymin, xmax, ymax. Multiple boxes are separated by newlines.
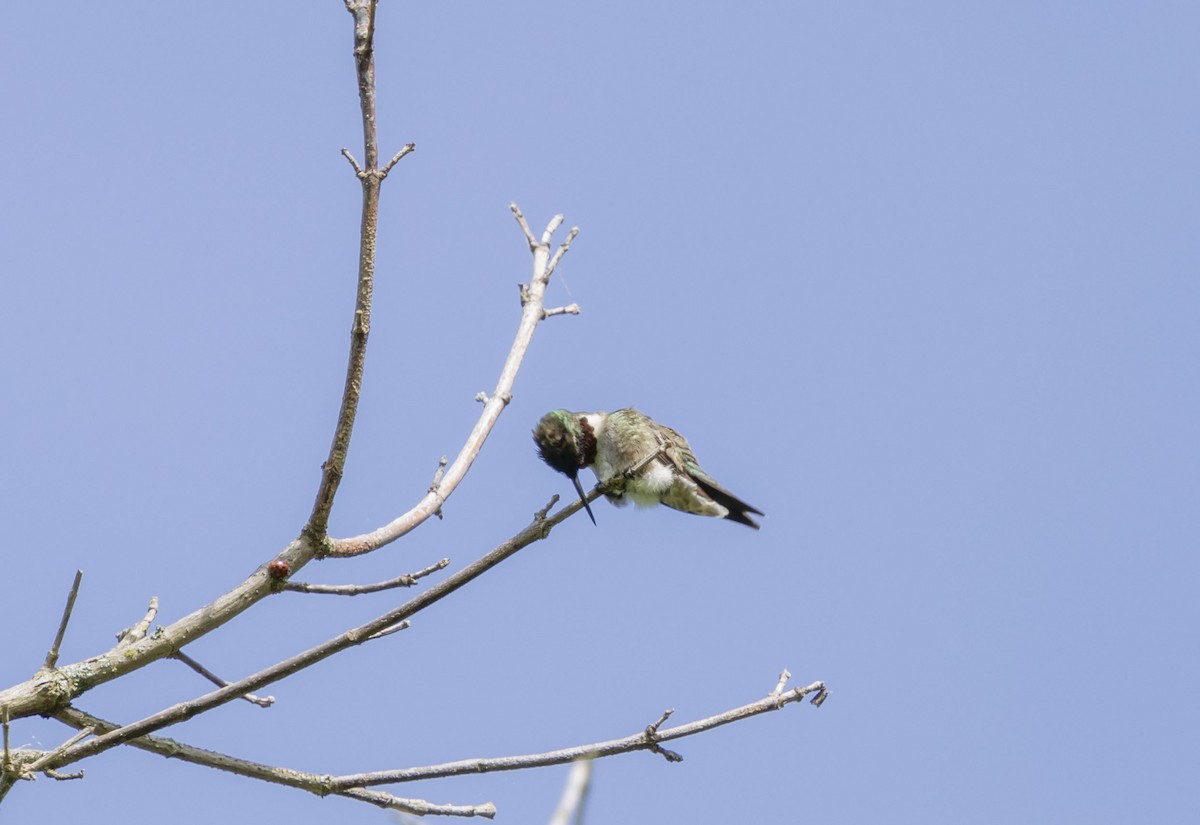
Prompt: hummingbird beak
<box><xmin>571</xmin><ymin>475</ymin><xmax>597</xmax><ymax>525</ymax></box>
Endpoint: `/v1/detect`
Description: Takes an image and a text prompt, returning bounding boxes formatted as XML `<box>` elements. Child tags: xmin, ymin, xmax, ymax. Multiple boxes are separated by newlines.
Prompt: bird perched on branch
<box><xmin>532</xmin><ymin>408</ymin><xmax>764</xmax><ymax>529</ymax></box>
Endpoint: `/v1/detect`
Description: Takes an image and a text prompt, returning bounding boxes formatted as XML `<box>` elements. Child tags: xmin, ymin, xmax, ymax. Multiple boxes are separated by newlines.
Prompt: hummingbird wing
<box><xmin>660</xmin><ymin>425</ymin><xmax>765</xmax><ymax>529</ymax></box>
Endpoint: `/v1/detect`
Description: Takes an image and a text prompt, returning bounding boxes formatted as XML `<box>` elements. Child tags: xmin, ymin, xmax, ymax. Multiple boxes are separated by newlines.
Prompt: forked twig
<box><xmin>53</xmin><ymin>706</ymin><xmax>494</xmax><ymax>818</ymax></box>
<box><xmin>327</xmin><ymin>204</ymin><xmax>581</xmax><ymax>557</ymax></box>
<box><xmin>40</xmin><ymin>502</ymin><xmax>581</xmax><ymax>770</ymax></box>
<box><xmin>284</xmin><ymin>559</ymin><xmax>449</xmax><ymax>595</ymax></box>
<box><xmin>328</xmin><ymin>675</ymin><xmax>827</xmax><ymax>790</ymax></box>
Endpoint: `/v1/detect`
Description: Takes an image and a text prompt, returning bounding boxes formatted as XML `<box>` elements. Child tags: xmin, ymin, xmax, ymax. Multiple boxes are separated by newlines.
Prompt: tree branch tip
<box><xmin>116</xmin><ymin>596</ymin><xmax>160</xmax><ymax>647</ymax></box>
<box><xmin>646</xmin><ymin>708</ymin><xmax>674</xmax><ymax>735</ymax></box>
<box><xmin>44</xmin><ymin>768</ymin><xmax>85</xmax><ymax>781</ymax></box>
<box><xmin>541</xmin><ymin>214</ymin><xmax>566</xmax><ymax>245</ymax></box>
<box><xmin>368</xmin><ymin>620</ymin><xmax>411</xmax><ymax>641</ymax></box>
<box><xmin>475</xmin><ymin>391</ymin><xmax>489</xmax><ymax>404</ymax></box>
<box><xmin>340</xmin><ymin>147</ymin><xmax>364</xmax><ymax>175</ymax></box>
<box><xmin>42</xmin><ymin>570</ymin><xmax>85</xmax><ymax>671</ymax></box>
<box><xmin>536</xmin><ymin>495</ymin><xmax>561</xmax><ymax>520</ymax></box>
<box><xmin>542</xmin><ymin>303</ymin><xmax>581</xmax><ymax>319</ymax></box>
<box><xmin>649</xmin><ymin>744</ymin><xmax>684</xmax><ymax>764</ymax></box>
<box><xmin>511</xmin><ymin>204</ymin><xmax>537</xmax><ymax>247</ymax></box>
<box><xmin>811</xmin><ymin>689</ymin><xmax>829</xmax><ymax>708</ymax></box>
<box><xmin>381</xmin><ymin>143</ymin><xmax>416</xmax><ymax>176</ymax></box>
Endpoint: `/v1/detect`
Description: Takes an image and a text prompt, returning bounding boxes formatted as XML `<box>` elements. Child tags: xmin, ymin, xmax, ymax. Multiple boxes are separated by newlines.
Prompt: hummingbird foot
<box><xmin>599</xmin><ymin>474</ymin><xmax>627</xmax><ymax>500</ymax></box>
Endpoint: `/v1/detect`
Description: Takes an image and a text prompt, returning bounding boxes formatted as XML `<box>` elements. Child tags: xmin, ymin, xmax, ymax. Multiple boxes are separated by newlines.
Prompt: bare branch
<box><xmin>41</xmin><ymin>504</ymin><xmax>574</xmax><ymax>771</ymax></box>
<box><xmin>53</xmin><ymin>707</ymin><xmax>494</xmax><ymax>818</ymax></box>
<box><xmin>308</xmin><ymin>0</ymin><xmax>416</xmax><ymax>537</ymax></box>
<box><xmin>511</xmin><ymin>202</ymin><xmax>537</xmax><ymax>248</ymax></box>
<box><xmin>284</xmin><ymin>559</ymin><xmax>449</xmax><ymax>595</ymax></box>
<box><xmin>328</xmin><ymin>206</ymin><xmax>580</xmax><ymax>557</ymax></box>
<box><xmin>116</xmin><ymin>596</ymin><xmax>158</xmax><ymax>647</ymax></box>
<box><xmin>429</xmin><ymin>456</ymin><xmax>448</xmax><ymax>492</ymax></box>
<box><xmin>542</xmin><ymin>303</ymin><xmax>581</xmax><ymax>319</ymax></box>
<box><xmin>328</xmin><ymin>676</ymin><xmax>827</xmax><ymax>790</ymax></box>
<box><xmin>172</xmin><ymin>651</ymin><xmax>275</xmax><ymax>708</ymax></box>
<box><xmin>543</xmin><ymin>226</ymin><xmax>579</xmax><ymax>282</ymax></box>
<box><xmin>42</xmin><ymin>768</ymin><xmax>84</xmax><ymax>781</ymax></box>
<box><xmin>381</xmin><ymin>142</ymin><xmax>417</xmax><ymax>176</ymax></box>
<box><xmin>341</xmin><ymin>146</ymin><xmax>364</xmax><ymax>175</ymax></box>
<box><xmin>22</xmin><ymin>729</ymin><xmax>94</xmax><ymax>781</ymax></box>
<box><xmin>547</xmin><ymin>759</ymin><xmax>593</xmax><ymax>825</ymax></box>
<box><xmin>42</xmin><ymin>570</ymin><xmax>83</xmax><ymax>672</ymax></box>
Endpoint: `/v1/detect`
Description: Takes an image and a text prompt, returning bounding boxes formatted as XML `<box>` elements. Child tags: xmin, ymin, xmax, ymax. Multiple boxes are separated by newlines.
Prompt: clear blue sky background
<box><xmin>3</xmin><ymin>3</ymin><xmax>1197</xmax><ymax>823</ymax></box>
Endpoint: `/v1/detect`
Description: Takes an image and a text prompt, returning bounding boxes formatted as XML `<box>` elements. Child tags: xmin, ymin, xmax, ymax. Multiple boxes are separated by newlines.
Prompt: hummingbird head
<box><xmin>532</xmin><ymin>410</ymin><xmax>598</xmax><ymax>525</ymax></box>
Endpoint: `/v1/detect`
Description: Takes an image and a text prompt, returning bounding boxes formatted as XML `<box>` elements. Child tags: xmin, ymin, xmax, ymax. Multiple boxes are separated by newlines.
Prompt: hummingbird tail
<box><xmin>692</xmin><ymin>477</ymin><xmax>764</xmax><ymax>529</ymax></box>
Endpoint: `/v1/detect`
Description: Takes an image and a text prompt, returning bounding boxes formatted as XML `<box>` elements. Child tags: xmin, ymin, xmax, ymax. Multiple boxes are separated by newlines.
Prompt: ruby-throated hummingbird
<box><xmin>532</xmin><ymin>408</ymin><xmax>764</xmax><ymax>528</ymax></box>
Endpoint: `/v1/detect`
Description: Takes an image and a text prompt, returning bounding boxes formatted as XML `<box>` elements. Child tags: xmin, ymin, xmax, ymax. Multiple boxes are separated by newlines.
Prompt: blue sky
<box><xmin>3</xmin><ymin>2</ymin><xmax>1197</xmax><ymax>823</ymax></box>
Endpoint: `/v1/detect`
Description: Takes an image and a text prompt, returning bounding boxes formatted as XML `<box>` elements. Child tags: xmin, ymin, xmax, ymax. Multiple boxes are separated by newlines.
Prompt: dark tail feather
<box><xmin>693</xmin><ymin>477</ymin><xmax>764</xmax><ymax>529</ymax></box>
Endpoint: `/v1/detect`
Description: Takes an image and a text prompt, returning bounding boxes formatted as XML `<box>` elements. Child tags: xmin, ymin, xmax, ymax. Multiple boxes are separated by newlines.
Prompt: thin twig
<box><xmin>511</xmin><ymin>202</ymin><xmax>537</xmax><ymax>248</ymax></box>
<box><xmin>327</xmin><ymin>206</ymin><xmax>580</xmax><ymax>557</ymax></box>
<box><xmin>25</xmin><ymin>728</ymin><xmax>94</xmax><ymax>774</ymax></box>
<box><xmin>429</xmin><ymin>456</ymin><xmax>448</xmax><ymax>493</ymax></box>
<box><xmin>341</xmin><ymin>147</ymin><xmax>365</xmax><ymax>175</ymax></box>
<box><xmin>381</xmin><ymin>143</ymin><xmax>416</xmax><ymax>176</ymax></box>
<box><xmin>42</xmin><ymin>768</ymin><xmax>84</xmax><ymax>781</ymax></box>
<box><xmin>328</xmin><ymin>677</ymin><xmax>827</xmax><ymax>790</ymax></box>
<box><xmin>367</xmin><ymin>620</ymin><xmax>411</xmax><ymax>640</ymax></box>
<box><xmin>53</xmin><ymin>707</ymin><xmax>494</xmax><ymax>818</ymax></box>
<box><xmin>116</xmin><ymin>596</ymin><xmax>159</xmax><ymax>647</ymax></box>
<box><xmin>41</xmin><ymin>502</ymin><xmax>573</xmax><ymax>770</ymax></box>
<box><xmin>172</xmin><ymin>652</ymin><xmax>275</xmax><ymax>708</ymax></box>
<box><xmin>284</xmin><ymin>559</ymin><xmax>449</xmax><ymax>595</ymax></box>
<box><xmin>543</xmin><ymin>226</ymin><xmax>579</xmax><ymax>281</ymax></box>
<box><xmin>42</xmin><ymin>570</ymin><xmax>83</xmax><ymax>671</ymax></box>
<box><xmin>542</xmin><ymin>304</ymin><xmax>581</xmax><ymax>319</ymax></box>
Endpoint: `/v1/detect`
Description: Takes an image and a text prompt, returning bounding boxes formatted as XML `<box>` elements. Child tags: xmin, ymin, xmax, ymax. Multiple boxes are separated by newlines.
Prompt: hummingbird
<box><xmin>532</xmin><ymin>408</ymin><xmax>764</xmax><ymax>528</ymax></box>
